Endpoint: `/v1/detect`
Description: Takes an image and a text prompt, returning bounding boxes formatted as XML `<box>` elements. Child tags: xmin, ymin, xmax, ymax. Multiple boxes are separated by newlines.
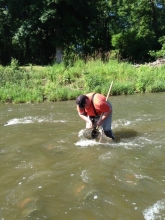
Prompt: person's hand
<box><xmin>86</xmin><ymin>118</ymin><xmax>93</xmax><ymax>129</ymax></box>
<box><xmin>88</xmin><ymin>119</ymin><xmax>93</xmax><ymax>128</ymax></box>
<box><xmin>97</xmin><ymin>118</ymin><xmax>102</xmax><ymax>127</ymax></box>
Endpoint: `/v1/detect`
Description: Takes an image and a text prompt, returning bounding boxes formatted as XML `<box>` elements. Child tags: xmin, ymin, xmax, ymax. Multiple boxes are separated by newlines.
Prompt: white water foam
<box><xmin>81</xmin><ymin>170</ymin><xmax>89</xmax><ymax>183</ymax></box>
<box><xmin>75</xmin><ymin>139</ymin><xmax>99</xmax><ymax>147</ymax></box>
<box><xmin>112</xmin><ymin>119</ymin><xmax>131</xmax><ymax>129</ymax></box>
<box><xmin>98</xmin><ymin>152</ymin><xmax>112</xmax><ymax>161</ymax></box>
<box><xmin>4</xmin><ymin>116</ymin><xmax>66</xmax><ymax>126</ymax></box>
<box><xmin>113</xmin><ymin>116</ymin><xmax>153</xmax><ymax>129</ymax></box>
<box><xmin>74</xmin><ymin>129</ymin><xmax>98</xmax><ymax>147</ymax></box>
<box><xmin>143</xmin><ymin>199</ymin><xmax>165</xmax><ymax>220</ymax></box>
<box><xmin>76</xmin><ymin>129</ymin><xmax>119</xmax><ymax>147</ymax></box>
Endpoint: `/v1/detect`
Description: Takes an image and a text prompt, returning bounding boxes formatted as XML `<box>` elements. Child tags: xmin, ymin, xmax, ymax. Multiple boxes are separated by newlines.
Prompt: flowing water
<box><xmin>0</xmin><ymin>92</ymin><xmax>165</xmax><ymax>220</ymax></box>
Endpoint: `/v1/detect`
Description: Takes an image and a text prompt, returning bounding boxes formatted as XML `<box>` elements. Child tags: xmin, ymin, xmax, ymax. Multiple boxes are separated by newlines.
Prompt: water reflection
<box><xmin>0</xmin><ymin>92</ymin><xmax>165</xmax><ymax>219</ymax></box>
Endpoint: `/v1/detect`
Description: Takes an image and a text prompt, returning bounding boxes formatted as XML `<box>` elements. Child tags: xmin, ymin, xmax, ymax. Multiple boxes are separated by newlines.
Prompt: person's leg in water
<box><xmin>102</xmin><ymin>101</ymin><xmax>115</xmax><ymax>140</ymax></box>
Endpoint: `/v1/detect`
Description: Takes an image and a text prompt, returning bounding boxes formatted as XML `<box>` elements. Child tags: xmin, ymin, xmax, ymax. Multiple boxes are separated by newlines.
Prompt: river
<box><xmin>0</xmin><ymin>92</ymin><xmax>165</xmax><ymax>220</ymax></box>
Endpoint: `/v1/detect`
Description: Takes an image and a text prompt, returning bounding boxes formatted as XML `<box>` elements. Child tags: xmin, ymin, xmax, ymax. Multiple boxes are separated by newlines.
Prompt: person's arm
<box><xmin>77</xmin><ymin>107</ymin><xmax>93</xmax><ymax>128</ymax></box>
<box><xmin>78</xmin><ymin>113</ymin><xmax>92</xmax><ymax>126</ymax></box>
<box><xmin>97</xmin><ymin>110</ymin><xmax>111</xmax><ymax>127</ymax></box>
<box><xmin>96</xmin><ymin>101</ymin><xmax>111</xmax><ymax>127</ymax></box>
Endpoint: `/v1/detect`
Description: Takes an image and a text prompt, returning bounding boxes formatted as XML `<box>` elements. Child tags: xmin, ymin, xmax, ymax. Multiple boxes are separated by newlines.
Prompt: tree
<box><xmin>0</xmin><ymin>0</ymin><xmax>13</xmax><ymax>64</ymax></box>
<box><xmin>111</xmin><ymin>0</ymin><xmax>165</xmax><ymax>62</ymax></box>
<box><xmin>1</xmin><ymin>0</ymin><xmax>165</xmax><ymax>65</ymax></box>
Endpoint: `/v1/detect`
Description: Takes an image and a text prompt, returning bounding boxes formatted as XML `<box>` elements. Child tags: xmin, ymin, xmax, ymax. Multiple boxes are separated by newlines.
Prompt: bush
<box><xmin>147</xmin><ymin>81</ymin><xmax>165</xmax><ymax>92</ymax></box>
<box><xmin>0</xmin><ymin>58</ymin><xmax>165</xmax><ymax>103</ymax></box>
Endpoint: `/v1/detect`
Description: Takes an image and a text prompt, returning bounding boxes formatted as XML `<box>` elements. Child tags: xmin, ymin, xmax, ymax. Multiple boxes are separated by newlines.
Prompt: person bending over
<box><xmin>76</xmin><ymin>92</ymin><xmax>115</xmax><ymax>140</ymax></box>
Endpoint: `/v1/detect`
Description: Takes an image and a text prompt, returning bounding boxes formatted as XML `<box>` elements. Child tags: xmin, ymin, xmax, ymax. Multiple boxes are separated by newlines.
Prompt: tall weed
<box><xmin>0</xmin><ymin>58</ymin><xmax>165</xmax><ymax>103</ymax></box>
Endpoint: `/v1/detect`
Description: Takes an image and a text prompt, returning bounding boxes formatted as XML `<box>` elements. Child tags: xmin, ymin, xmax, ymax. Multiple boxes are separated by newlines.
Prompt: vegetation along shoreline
<box><xmin>0</xmin><ymin>58</ymin><xmax>165</xmax><ymax>104</ymax></box>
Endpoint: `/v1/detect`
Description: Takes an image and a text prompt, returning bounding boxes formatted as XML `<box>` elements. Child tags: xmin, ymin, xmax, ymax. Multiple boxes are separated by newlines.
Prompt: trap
<box><xmin>83</xmin><ymin>128</ymin><xmax>101</xmax><ymax>139</ymax></box>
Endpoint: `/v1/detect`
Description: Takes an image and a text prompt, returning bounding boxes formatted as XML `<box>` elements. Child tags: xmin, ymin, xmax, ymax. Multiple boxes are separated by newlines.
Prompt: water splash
<box><xmin>4</xmin><ymin>116</ymin><xmax>66</xmax><ymax>126</ymax></box>
<box><xmin>143</xmin><ymin>199</ymin><xmax>165</xmax><ymax>220</ymax></box>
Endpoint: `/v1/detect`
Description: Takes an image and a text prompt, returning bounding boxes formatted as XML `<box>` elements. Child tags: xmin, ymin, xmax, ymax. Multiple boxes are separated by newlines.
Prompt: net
<box><xmin>83</xmin><ymin>128</ymin><xmax>101</xmax><ymax>139</ymax></box>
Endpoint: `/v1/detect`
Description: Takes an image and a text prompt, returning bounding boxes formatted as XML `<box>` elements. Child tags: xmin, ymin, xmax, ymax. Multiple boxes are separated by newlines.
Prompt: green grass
<box><xmin>0</xmin><ymin>58</ymin><xmax>165</xmax><ymax>103</ymax></box>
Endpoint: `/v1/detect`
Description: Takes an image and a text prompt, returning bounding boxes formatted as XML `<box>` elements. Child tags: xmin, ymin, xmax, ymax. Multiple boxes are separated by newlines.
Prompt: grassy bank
<box><xmin>0</xmin><ymin>58</ymin><xmax>165</xmax><ymax>103</ymax></box>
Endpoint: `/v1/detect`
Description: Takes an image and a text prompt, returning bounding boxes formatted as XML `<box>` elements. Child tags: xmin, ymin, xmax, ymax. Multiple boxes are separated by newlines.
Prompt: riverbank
<box><xmin>0</xmin><ymin>58</ymin><xmax>165</xmax><ymax>103</ymax></box>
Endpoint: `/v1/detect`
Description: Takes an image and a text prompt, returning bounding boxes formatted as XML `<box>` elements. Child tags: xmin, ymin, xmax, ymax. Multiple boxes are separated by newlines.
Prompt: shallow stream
<box><xmin>0</xmin><ymin>92</ymin><xmax>165</xmax><ymax>220</ymax></box>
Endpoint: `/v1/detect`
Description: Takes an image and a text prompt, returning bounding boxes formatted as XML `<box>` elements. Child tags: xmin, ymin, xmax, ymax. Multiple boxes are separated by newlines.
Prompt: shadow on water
<box><xmin>114</xmin><ymin>128</ymin><xmax>139</xmax><ymax>140</ymax></box>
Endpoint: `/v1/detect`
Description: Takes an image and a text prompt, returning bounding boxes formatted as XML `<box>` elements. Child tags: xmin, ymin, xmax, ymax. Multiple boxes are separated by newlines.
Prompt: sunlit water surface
<box><xmin>0</xmin><ymin>92</ymin><xmax>165</xmax><ymax>220</ymax></box>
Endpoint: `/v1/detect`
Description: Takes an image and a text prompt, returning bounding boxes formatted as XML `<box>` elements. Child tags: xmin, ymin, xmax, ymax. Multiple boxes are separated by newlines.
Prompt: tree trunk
<box><xmin>56</xmin><ymin>46</ymin><xmax>63</xmax><ymax>63</ymax></box>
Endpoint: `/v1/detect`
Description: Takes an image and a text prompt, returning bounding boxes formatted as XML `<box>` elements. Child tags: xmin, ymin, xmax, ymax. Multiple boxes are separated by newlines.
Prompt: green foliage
<box><xmin>112</xmin><ymin>82</ymin><xmax>135</xmax><ymax>95</ymax></box>
<box><xmin>0</xmin><ymin>58</ymin><xmax>165</xmax><ymax>103</ymax></box>
<box><xmin>1</xmin><ymin>0</ymin><xmax>165</xmax><ymax>65</ymax></box>
<box><xmin>147</xmin><ymin>81</ymin><xmax>165</xmax><ymax>92</ymax></box>
<box><xmin>0</xmin><ymin>84</ymin><xmax>43</xmax><ymax>103</ymax></box>
<box><xmin>84</xmin><ymin>73</ymin><xmax>106</xmax><ymax>92</ymax></box>
<box><xmin>149</xmin><ymin>36</ymin><xmax>165</xmax><ymax>59</ymax></box>
<box><xmin>0</xmin><ymin>58</ymin><xmax>26</xmax><ymax>85</ymax></box>
<box><xmin>112</xmin><ymin>29</ymin><xmax>156</xmax><ymax>62</ymax></box>
<box><xmin>46</xmin><ymin>86</ymin><xmax>80</xmax><ymax>101</ymax></box>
